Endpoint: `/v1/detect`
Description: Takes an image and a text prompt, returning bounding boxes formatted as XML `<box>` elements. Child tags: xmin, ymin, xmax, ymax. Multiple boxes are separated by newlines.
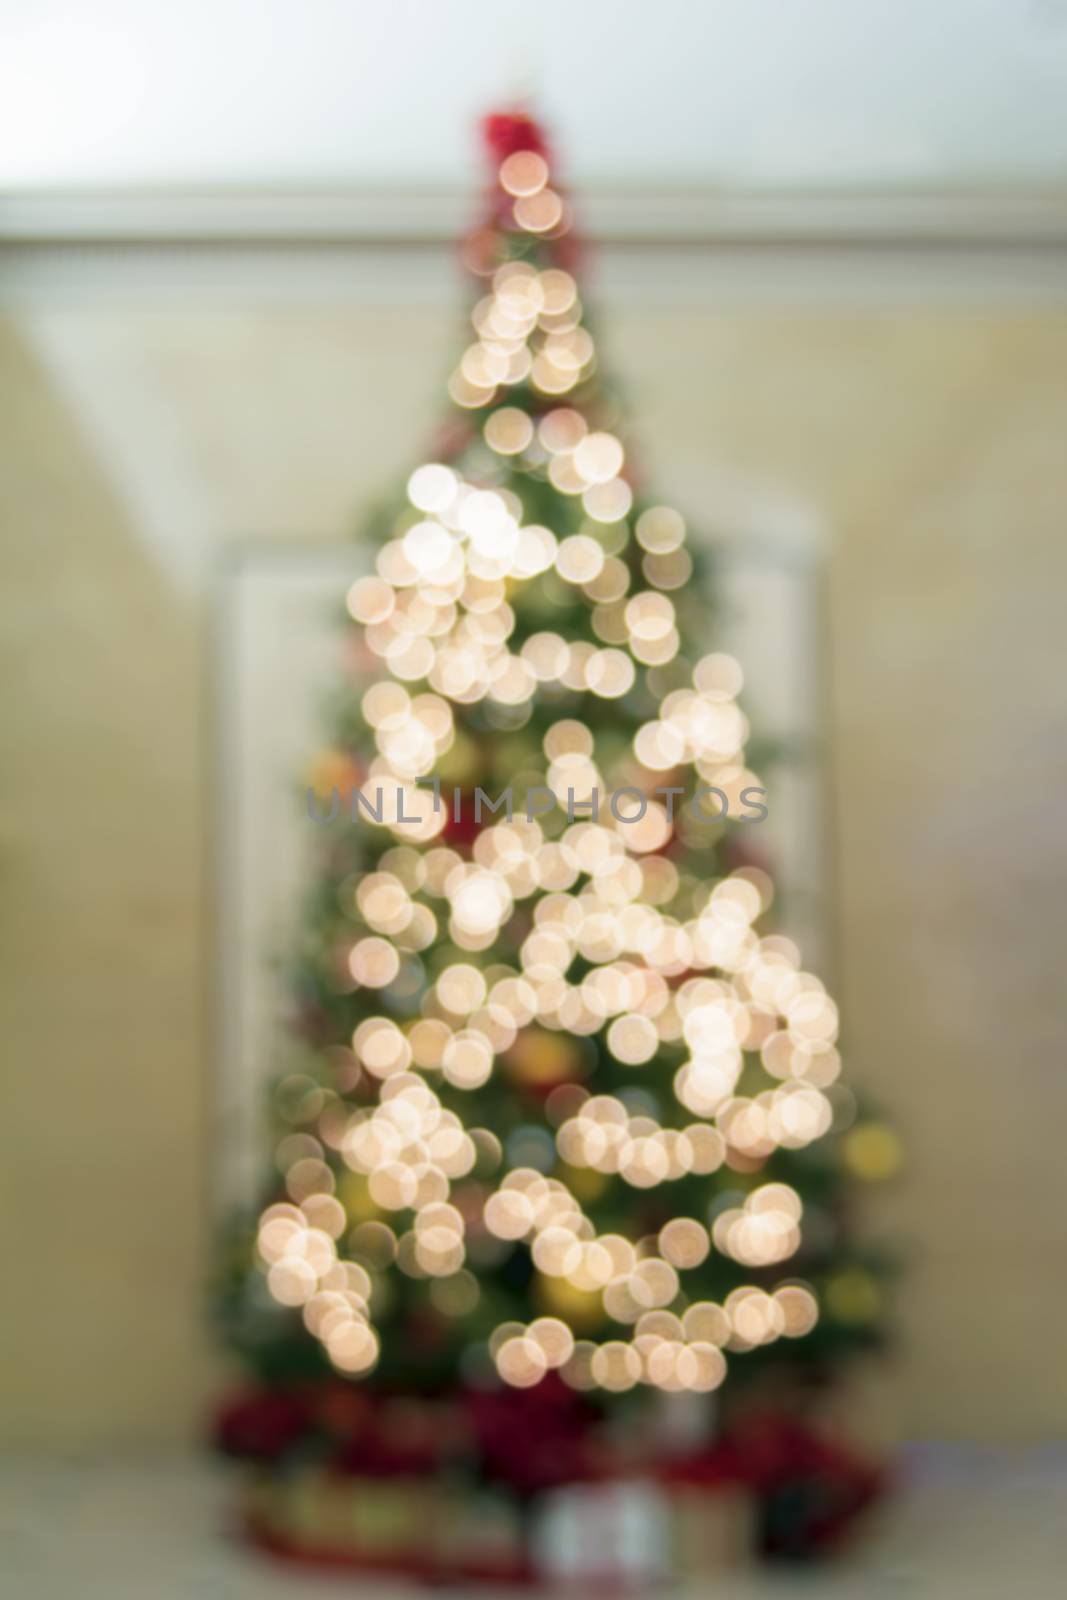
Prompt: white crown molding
<box><xmin>4</xmin><ymin>186</ymin><xmax>1067</xmax><ymax>307</ymax></box>
<box><xmin>4</xmin><ymin>184</ymin><xmax>1067</xmax><ymax>246</ymax></box>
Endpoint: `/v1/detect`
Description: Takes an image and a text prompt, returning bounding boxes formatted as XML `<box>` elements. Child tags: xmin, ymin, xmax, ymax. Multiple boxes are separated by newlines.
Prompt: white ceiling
<box><xmin>3</xmin><ymin>0</ymin><xmax>1067</xmax><ymax>191</ymax></box>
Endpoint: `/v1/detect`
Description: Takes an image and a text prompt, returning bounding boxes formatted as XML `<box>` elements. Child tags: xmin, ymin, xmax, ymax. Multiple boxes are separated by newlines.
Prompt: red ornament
<box><xmin>430</xmin><ymin>413</ymin><xmax>477</xmax><ymax>461</ymax></box>
<box><xmin>441</xmin><ymin>791</ymin><xmax>484</xmax><ymax>852</ymax></box>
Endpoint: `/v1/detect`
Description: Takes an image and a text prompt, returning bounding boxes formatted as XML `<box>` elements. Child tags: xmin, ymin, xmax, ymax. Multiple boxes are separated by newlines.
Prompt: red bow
<box><xmin>481</xmin><ymin>110</ymin><xmax>550</xmax><ymax>164</ymax></box>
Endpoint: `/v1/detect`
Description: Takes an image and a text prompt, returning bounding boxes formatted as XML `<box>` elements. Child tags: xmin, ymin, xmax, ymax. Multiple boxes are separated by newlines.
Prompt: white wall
<box><xmin>3</xmin><ymin>270</ymin><xmax>1067</xmax><ymax>1444</ymax></box>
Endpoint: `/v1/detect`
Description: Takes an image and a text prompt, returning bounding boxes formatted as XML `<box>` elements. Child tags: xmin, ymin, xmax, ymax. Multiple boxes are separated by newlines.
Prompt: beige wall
<box><xmin>2</xmin><ymin>287</ymin><xmax>1065</xmax><ymax>1445</ymax></box>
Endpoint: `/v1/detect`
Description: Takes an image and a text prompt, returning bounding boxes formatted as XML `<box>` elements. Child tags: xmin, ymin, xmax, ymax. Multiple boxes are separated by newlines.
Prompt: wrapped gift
<box><xmin>666</xmin><ymin>1480</ymin><xmax>755</xmax><ymax>1576</ymax></box>
<box><xmin>246</xmin><ymin>1469</ymin><xmax>440</xmax><ymax>1570</ymax></box>
<box><xmin>347</xmin><ymin>1475</ymin><xmax>435</xmax><ymax>1560</ymax></box>
<box><xmin>532</xmin><ymin>1479</ymin><xmax>671</xmax><ymax>1589</ymax></box>
<box><xmin>434</xmin><ymin>1484</ymin><xmax>528</xmax><ymax>1580</ymax></box>
<box><xmin>230</xmin><ymin>1387</ymin><xmax>883</xmax><ymax>1580</ymax></box>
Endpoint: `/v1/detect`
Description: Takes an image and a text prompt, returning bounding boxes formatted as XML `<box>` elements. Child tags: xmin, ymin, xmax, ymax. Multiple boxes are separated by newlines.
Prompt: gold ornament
<box><xmin>338</xmin><ymin>1171</ymin><xmax>382</xmax><ymax>1223</ymax></box>
<box><xmin>843</xmin><ymin>1123</ymin><xmax>903</xmax><ymax>1182</ymax></box>
<box><xmin>505</xmin><ymin>1028</ymin><xmax>582</xmax><ymax>1088</ymax></box>
<box><xmin>534</xmin><ymin>1270</ymin><xmax>606</xmax><ymax>1333</ymax></box>
<box><xmin>825</xmin><ymin>1269</ymin><xmax>882</xmax><ymax>1326</ymax></box>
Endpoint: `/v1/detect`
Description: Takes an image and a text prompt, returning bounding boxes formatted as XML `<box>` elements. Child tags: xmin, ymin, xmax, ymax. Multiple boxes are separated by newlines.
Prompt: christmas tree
<box><xmin>221</xmin><ymin>110</ymin><xmax>893</xmax><ymax>1414</ymax></box>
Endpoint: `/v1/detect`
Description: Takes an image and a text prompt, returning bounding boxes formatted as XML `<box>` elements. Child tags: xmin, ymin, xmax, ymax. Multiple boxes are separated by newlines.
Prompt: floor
<box><xmin>1</xmin><ymin>1448</ymin><xmax>1066</xmax><ymax>1599</ymax></box>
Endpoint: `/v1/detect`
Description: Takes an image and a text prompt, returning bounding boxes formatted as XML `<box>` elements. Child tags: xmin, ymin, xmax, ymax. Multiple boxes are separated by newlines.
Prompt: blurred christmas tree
<box><xmin>219</xmin><ymin>110</ymin><xmax>895</xmax><ymax>1412</ymax></box>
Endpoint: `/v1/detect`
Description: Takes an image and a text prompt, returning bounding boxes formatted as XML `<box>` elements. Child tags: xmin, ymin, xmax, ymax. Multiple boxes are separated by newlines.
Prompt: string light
<box><xmin>255</xmin><ymin>127</ymin><xmax>868</xmax><ymax>1392</ymax></box>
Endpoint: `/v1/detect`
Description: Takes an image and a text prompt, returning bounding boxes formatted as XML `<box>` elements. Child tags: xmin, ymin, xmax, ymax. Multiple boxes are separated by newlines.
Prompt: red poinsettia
<box><xmin>214</xmin><ymin>1389</ymin><xmax>312</xmax><ymax>1462</ymax></box>
<box><xmin>465</xmin><ymin>1373</ymin><xmax>602</xmax><ymax>1496</ymax></box>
